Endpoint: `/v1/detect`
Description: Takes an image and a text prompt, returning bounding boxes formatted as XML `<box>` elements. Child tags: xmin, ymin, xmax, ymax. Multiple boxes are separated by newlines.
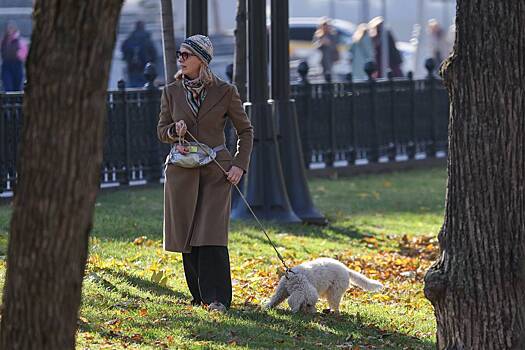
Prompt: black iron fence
<box><xmin>291</xmin><ymin>73</ymin><xmax>448</xmax><ymax>170</ymax></box>
<box><xmin>0</xmin><ymin>74</ymin><xmax>448</xmax><ymax>198</ymax></box>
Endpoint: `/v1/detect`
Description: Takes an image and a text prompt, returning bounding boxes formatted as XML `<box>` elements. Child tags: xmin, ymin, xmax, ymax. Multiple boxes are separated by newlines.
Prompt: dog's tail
<box><xmin>264</xmin><ymin>276</ymin><xmax>289</xmax><ymax>309</ymax></box>
<box><xmin>346</xmin><ymin>268</ymin><xmax>383</xmax><ymax>292</ymax></box>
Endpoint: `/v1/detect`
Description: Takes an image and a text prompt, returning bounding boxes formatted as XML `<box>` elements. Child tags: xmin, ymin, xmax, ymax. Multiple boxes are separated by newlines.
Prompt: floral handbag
<box><xmin>165</xmin><ymin>138</ymin><xmax>226</xmax><ymax>169</ymax></box>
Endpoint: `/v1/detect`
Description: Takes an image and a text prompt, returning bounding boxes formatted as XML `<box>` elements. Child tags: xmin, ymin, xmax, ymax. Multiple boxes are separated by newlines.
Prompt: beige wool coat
<box><xmin>157</xmin><ymin>76</ymin><xmax>253</xmax><ymax>253</ymax></box>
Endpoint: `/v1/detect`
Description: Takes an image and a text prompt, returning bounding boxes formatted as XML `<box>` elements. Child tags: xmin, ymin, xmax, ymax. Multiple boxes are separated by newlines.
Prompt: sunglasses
<box><xmin>176</xmin><ymin>51</ymin><xmax>196</xmax><ymax>61</ymax></box>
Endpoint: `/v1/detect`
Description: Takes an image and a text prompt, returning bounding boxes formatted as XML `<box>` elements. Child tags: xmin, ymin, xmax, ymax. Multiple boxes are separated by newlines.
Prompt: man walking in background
<box><xmin>121</xmin><ymin>21</ymin><xmax>158</xmax><ymax>88</ymax></box>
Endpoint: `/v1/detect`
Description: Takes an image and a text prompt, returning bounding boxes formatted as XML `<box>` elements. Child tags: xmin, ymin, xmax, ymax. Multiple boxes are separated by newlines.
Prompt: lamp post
<box><xmin>186</xmin><ymin>0</ymin><xmax>208</xmax><ymax>36</ymax></box>
<box><xmin>231</xmin><ymin>0</ymin><xmax>300</xmax><ymax>223</ymax></box>
<box><xmin>271</xmin><ymin>0</ymin><xmax>327</xmax><ymax>225</ymax></box>
<box><xmin>380</xmin><ymin>0</ymin><xmax>389</xmax><ymax>78</ymax></box>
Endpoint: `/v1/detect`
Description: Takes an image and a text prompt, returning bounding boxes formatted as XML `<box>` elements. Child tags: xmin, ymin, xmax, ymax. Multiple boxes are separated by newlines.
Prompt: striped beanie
<box><xmin>181</xmin><ymin>34</ymin><xmax>214</xmax><ymax>65</ymax></box>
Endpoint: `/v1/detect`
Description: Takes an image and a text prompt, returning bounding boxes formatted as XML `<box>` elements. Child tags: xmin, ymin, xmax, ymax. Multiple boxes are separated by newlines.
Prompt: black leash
<box><xmin>182</xmin><ymin>130</ymin><xmax>294</xmax><ymax>275</ymax></box>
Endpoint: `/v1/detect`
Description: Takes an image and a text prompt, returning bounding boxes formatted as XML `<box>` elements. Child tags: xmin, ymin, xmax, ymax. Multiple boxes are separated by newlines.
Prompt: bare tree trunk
<box><xmin>0</xmin><ymin>1</ymin><xmax>123</xmax><ymax>349</ymax></box>
<box><xmin>160</xmin><ymin>0</ymin><xmax>177</xmax><ymax>85</ymax></box>
<box><xmin>233</xmin><ymin>0</ymin><xmax>247</xmax><ymax>102</ymax></box>
<box><xmin>424</xmin><ymin>1</ymin><xmax>525</xmax><ymax>349</ymax></box>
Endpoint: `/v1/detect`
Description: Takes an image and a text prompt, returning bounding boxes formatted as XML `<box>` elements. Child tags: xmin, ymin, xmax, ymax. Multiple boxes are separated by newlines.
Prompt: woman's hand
<box><xmin>175</xmin><ymin>144</ymin><xmax>189</xmax><ymax>155</ymax></box>
<box><xmin>226</xmin><ymin>165</ymin><xmax>243</xmax><ymax>185</ymax></box>
<box><xmin>175</xmin><ymin>120</ymin><xmax>187</xmax><ymax>137</ymax></box>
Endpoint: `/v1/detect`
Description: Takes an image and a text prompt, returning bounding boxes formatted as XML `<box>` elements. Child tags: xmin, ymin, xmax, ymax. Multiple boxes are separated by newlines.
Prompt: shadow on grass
<box><xmin>83</xmin><ymin>270</ymin><xmax>433</xmax><ymax>349</ymax></box>
<box><xmin>233</xmin><ymin>221</ymin><xmax>368</xmax><ymax>244</ymax></box>
<box><xmin>218</xmin><ymin>307</ymin><xmax>435</xmax><ymax>350</ymax></box>
<box><xmin>94</xmin><ymin>302</ymin><xmax>433</xmax><ymax>349</ymax></box>
<box><xmin>89</xmin><ymin>268</ymin><xmax>188</xmax><ymax>301</ymax></box>
<box><xmin>103</xmin><ymin>268</ymin><xmax>187</xmax><ymax>300</ymax></box>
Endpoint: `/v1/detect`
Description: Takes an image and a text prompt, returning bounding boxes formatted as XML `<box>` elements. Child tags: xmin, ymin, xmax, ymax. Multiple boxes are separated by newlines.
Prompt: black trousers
<box><xmin>182</xmin><ymin>246</ymin><xmax>232</xmax><ymax>308</ymax></box>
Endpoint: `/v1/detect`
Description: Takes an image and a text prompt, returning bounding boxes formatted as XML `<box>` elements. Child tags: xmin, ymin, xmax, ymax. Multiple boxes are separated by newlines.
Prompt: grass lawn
<box><xmin>0</xmin><ymin>167</ymin><xmax>446</xmax><ymax>349</ymax></box>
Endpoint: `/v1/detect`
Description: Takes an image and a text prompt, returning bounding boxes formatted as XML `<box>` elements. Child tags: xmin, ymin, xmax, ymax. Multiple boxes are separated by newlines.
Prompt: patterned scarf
<box><xmin>182</xmin><ymin>76</ymin><xmax>207</xmax><ymax>117</ymax></box>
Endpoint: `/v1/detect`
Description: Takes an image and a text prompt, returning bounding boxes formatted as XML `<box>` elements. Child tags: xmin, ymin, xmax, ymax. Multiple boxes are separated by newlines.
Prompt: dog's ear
<box><xmin>304</xmin><ymin>282</ymin><xmax>319</xmax><ymax>313</ymax></box>
<box><xmin>287</xmin><ymin>291</ymin><xmax>304</xmax><ymax>313</ymax></box>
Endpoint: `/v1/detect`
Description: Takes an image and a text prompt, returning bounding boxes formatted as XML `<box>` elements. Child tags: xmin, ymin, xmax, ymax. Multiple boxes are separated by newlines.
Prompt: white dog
<box><xmin>265</xmin><ymin>258</ymin><xmax>383</xmax><ymax>313</ymax></box>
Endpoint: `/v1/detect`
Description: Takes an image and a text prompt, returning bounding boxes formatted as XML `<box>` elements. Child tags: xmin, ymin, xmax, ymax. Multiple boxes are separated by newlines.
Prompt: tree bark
<box><xmin>233</xmin><ymin>0</ymin><xmax>247</xmax><ymax>102</ymax></box>
<box><xmin>160</xmin><ymin>0</ymin><xmax>177</xmax><ymax>85</ymax></box>
<box><xmin>424</xmin><ymin>2</ymin><xmax>525</xmax><ymax>349</ymax></box>
<box><xmin>0</xmin><ymin>1</ymin><xmax>123</xmax><ymax>349</ymax></box>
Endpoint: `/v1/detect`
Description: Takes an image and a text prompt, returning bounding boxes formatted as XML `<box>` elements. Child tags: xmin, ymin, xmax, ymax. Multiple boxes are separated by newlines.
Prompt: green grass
<box><xmin>0</xmin><ymin>167</ymin><xmax>446</xmax><ymax>349</ymax></box>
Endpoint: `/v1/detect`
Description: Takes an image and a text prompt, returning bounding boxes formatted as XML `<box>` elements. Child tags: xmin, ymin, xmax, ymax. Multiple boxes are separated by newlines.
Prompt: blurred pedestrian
<box><xmin>121</xmin><ymin>21</ymin><xmax>158</xmax><ymax>88</ymax></box>
<box><xmin>368</xmin><ymin>16</ymin><xmax>403</xmax><ymax>78</ymax></box>
<box><xmin>427</xmin><ymin>19</ymin><xmax>451</xmax><ymax>64</ymax></box>
<box><xmin>1</xmin><ymin>21</ymin><xmax>28</xmax><ymax>92</ymax></box>
<box><xmin>312</xmin><ymin>18</ymin><xmax>339</xmax><ymax>83</ymax></box>
<box><xmin>350</xmin><ymin>23</ymin><xmax>374</xmax><ymax>80</ymax></box>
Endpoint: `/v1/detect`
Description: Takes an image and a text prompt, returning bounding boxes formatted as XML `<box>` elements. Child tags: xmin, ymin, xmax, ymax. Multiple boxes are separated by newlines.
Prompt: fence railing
<box><xmin>0</xmin><ymin>75</ymin><xmax>449</xmax><ymax>198</ymax></box>
<box><xmin>291</xmin><ymin>73</ymin><xmax>448</xmax><ymax>169</ymax></box>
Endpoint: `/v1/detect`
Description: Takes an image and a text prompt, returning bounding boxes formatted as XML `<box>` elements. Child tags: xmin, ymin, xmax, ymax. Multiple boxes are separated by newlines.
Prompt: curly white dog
<box><xmin>264</xmin><ymin>258</ymin><xmax>383</xmax><ymax>313</ymax></box>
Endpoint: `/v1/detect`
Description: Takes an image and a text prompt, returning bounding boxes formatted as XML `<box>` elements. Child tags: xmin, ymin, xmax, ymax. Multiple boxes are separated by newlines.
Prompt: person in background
<box><xmin>312</xmin><ymin>17</ymin><xmax>339</xmax><ymax>83</ymax></box>
<box><xmin>1</xmin><ymin>21</ymin><xmax>28</xmax><ymax>92</ymax></box>
<box><xmin>368</xmin><ymin>16</ymin><xmax>403</xmax><ymax>78</ymax></box>
<box><xmin>350</xmin><ymin>23</ymin><xmax>374</xmax><ymax>80</ymax></box>
<box><xmin>428</xmin><ymin>18</ymin><xmax>456</xmax><ymax>67</ymax></box>
<box><xmin>427</xmin><ymin>18</ymin><xmax>450</xmax><ymax>65</ymax></box>
<box><xmin>121</xmin><ymin>21</ymin><xmax>158</xmax><ymax>88</ymax></box>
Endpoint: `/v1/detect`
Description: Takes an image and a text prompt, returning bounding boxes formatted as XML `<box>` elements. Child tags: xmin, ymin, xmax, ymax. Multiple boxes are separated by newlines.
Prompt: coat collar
<box><xmin>173</xmin><ymin>75</ymin><xmax>229</xmax><ymax>121</ymax></box>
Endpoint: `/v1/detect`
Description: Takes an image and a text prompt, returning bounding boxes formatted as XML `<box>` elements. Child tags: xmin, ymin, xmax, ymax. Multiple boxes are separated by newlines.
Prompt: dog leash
<box><xmin>181</xmin><ymin>129</ymin><xmax>294</xmax><ymax>276</ymax></box>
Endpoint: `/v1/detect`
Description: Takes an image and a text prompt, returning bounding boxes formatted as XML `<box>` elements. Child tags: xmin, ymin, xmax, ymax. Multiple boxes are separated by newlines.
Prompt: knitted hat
<box><xmin>181</xmin><ymin>34</ymin><xmax>214</xmax><ymax>65</ymax></box>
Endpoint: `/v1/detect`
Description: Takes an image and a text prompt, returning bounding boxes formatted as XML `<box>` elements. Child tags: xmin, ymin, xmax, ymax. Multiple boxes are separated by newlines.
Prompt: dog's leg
<box><xmin>326</xmin><ymin>286</ymin><xmax>346</xmax><ymax>314</ymax></box>
<box><xmin>264</xmin><ymin>277</ymin><xmax>289</xmax><ymax>309</ymax></box>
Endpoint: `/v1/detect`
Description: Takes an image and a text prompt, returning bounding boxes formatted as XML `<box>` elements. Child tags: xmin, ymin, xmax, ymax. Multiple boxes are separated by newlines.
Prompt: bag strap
<box><xmin>184</xmin><ymin>129</ymin><xmax>294</xmax><ymax>277</ymax></box>
<box><xmin>212</xmin><ymin>144</ymin><xmax>226</xmax><ymax>153</ymax></box>
<box><xmin>178</xmin><ymin>135</ymin><xmax>190</xmax><ymax>146</ymax></box>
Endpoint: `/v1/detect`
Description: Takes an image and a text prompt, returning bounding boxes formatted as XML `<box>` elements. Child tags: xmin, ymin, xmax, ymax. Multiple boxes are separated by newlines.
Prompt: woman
<box><xmin>312</xmin><ymin>18</ymin><xmax>339</xmax><ymax>83</ymax></box>
<box><xmin>1</xmin><ymin>21</ymin><xmax>28</xmax><ymax>92</ymax></box>
<box><xmin>157</xmin><ymin>35</ymin><xmax>253</xmax><ymax>312</ymax></box>
<box><xmin>367</xmin><ymin>16</ymin><xmax>403</xmax><ymax>78</ymax></box>
<box><xmin>349</xmin><ymin>23</ymin><xmax>374</xmax><ymax>80</ymax></box>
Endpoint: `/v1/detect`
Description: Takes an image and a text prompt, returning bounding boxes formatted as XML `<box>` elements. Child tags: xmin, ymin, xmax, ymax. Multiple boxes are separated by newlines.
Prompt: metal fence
<box><xmin>0</xmin><ymin>75</ymin><xmax>448</xmax><ymax>198</ymax></box>
<box><xmin>292</xmin><ymin>74</ymin><xmax>448</xmax><ymax>170</ymax></box>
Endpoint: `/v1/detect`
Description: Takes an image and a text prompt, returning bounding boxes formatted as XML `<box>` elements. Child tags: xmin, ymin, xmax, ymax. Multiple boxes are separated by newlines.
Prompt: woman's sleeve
<box><xmin>227</xmin><ymin>85</ymin><xmax>254</xmax><ymax>173</ymax></box>
<box><xmin>157</xmin><ymin>87</ymin><xmax>175</xmax><ymax>144</ymax></box>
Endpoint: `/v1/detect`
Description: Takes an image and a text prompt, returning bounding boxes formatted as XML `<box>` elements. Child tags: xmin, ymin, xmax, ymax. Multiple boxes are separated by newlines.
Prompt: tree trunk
<box><xmin>0</xmin><ymin>1</ymin><xmax>123</xmax><ymax>349</ymax></box>
<box><xmin>424</xmin><ymin>2</ymin><xmax>525</xmax><ymax>349</ymax></box>
<box><xmin>233</xmin><ymin>0</ymin><xmax>247</xmax><ymax>102</ymax></box>
<box><xmin>160</xmin><ymin>0</ymin><xmax>177</xmax><ymax>85</ymax></box>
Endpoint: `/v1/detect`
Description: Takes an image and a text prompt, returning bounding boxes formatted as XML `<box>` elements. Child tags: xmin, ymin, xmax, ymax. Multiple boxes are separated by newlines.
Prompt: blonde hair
<box><xmin>352</xmin><ymin>23</ymin><xmax>369</xmax><ymax>42</ymax></box>
<box><xmin>314</xmin><ymin>17</ymin><xmax>336</xmax><ymax>39</ymax></box>
<box><xmin>174</xmin><ymin>62</ymin><xmax>214</xmax><ymax>86</ymax></box>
